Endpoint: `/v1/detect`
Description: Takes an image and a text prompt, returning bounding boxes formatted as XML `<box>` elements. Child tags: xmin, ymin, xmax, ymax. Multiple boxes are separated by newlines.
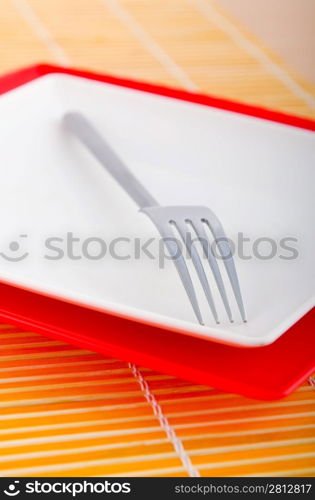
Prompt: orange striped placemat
<box><xmin>1</xmin><ymin>0</ymin><xmax>315</xmax><ymax>118</ymax></box>
<box><xmin>0</xmin><ymin>0</ymin><xmax>314</xmax><ymax>477</ymax></box>
<box><xmin>0</xmin><ymin>325</ymin><xmax>314</xmax><ymax>477</ymax></box>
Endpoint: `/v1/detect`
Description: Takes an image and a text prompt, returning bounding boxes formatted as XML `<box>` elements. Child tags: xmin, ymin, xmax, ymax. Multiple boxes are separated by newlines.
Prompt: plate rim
<box><xmin>2</xmin><ymin>63</ymin><xmax>315</xmax><ymax>133</ymax></box>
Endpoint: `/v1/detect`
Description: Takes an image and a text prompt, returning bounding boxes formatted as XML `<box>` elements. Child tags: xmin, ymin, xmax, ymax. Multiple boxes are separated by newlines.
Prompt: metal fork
<box><xmin>63</xmin><ymin>112</ymin><xmax>246</xmax><ymax>325</ymax></box>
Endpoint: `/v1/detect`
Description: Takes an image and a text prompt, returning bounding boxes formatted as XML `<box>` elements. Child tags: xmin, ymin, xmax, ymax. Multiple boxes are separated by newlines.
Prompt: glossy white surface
<box><xmin>0</xmin><ymin>74</ymin><xmax>314</xmax><ymax>346</ymax></box>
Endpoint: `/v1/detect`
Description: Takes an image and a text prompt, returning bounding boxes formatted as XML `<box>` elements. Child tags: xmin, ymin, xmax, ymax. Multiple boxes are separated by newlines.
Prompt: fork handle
<box><xmin>63</xmin><ymin>112</ymin><xmax>158</xmax><ymax>209</ymax></box>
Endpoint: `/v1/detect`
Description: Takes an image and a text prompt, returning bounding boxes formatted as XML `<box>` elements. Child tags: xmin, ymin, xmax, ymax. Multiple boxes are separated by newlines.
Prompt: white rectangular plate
<box><xmin>0</xmin><ymin>74</ymin><xmax>314</xmax><ymax>346</ymax></box>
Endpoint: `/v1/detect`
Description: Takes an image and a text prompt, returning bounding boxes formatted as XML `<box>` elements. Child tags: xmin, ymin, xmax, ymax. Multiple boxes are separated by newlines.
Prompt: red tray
<box><xmin>0</xmin><ymin>64</ymin><xmax>314</xmax><ymax>400</ymax></box>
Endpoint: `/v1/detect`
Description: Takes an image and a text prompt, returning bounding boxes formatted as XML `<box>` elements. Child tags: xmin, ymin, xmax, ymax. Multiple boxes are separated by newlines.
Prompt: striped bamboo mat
<box><xmin>0</xmin><ymin>325</ymin><xmax>314</xmax><ymax>477</ymax></box>
<box><xmin>1</xmin><ymin>0</ymin><xmax>315</xmax><ymax>118</ymax></box>
<box><xmin>0</xmin><ymin>0</ymin><xmax>314</xmax><ymax>477</ymax></box>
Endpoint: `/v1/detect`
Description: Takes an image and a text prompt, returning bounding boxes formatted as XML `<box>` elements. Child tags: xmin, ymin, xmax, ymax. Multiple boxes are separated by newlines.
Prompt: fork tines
<box><xmin>142</xmin><ymin>206</ymin><xmax>247</xmax><ymax>325</ymax></box>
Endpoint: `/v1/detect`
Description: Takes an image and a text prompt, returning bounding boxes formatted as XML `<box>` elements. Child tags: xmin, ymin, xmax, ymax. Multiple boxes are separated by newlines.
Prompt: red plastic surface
<box><xmin>0</xmin><ymin>64</ymin><xmax>314</xmax><ymax>400</ymax></box>
<box><xmin>0</xmin><ymin>281</ymin><xmax>314</xmax><ymax>401</ymax></box>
